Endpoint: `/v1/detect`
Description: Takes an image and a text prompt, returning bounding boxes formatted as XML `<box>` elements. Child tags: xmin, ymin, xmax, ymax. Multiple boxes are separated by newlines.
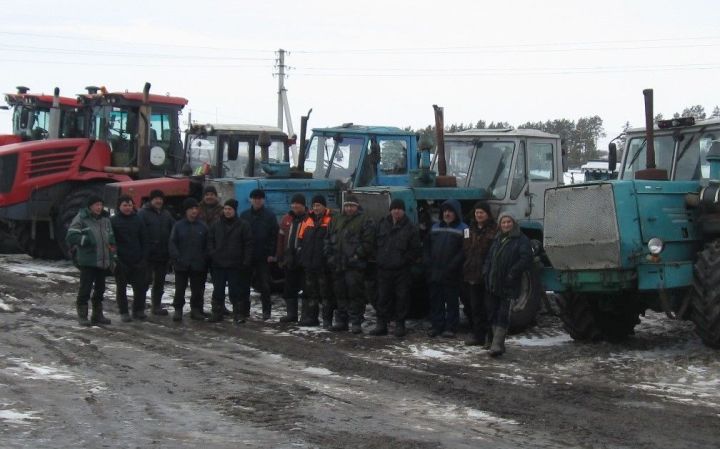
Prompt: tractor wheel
<box><xmin>508</xmin><ymin>268</ymin><xmax>542</xmax><ymax>332</ymax></box>
<box><xmin>689</xmin><ymin>239</ymin><xmax>720</xmax><ymax>348</ymax></box>
<box><xmin>15</xmin><ymin>223</ymin><xmax>63</xmax><ymax>260</ymax></box>
<box><xmin>557</xmin><ymin>293</ymin><xmax>640</xmax><ymax>342</ymax></box>
<box><xmin>54</xmin><ymin>185</ymin><xmax>106</xmax><ymax>259</ymax></box>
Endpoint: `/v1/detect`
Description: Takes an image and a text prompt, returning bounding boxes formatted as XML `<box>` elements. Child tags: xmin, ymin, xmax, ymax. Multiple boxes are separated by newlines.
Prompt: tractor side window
<box><xmin>188</xmin><ymin>134</ymin><xmax>217</xmax><ymax>174</ymax></box>
<box><xmin>106</xmin><ymin>108</ymin><xmax>136</xmax><ymax>166</ymax></box>
<box><xmin>528</xmin><ymin>142</ymin><xmax>554</xmax><ymax>181</ymax></box>
<box><xmin>30</xmin><ymin>109</ymin><xmax>50</xmax><ymax>140</ymax></box>
<box><xmin>622</xmin><ymin>135</ymin><xmax>674</xmax><ymax>179</ymax></box>
<box><xmin>149</xmin><ymin>112</ymin><xmax>172</xmax><ymax>169</ymax></box>
<box><xmin>675</xmin><ymin>132</ymin><xmax>716</xmax><ymax>180</ymax></box>
<box><xmin>510</xmin><ymin>145</ymin><xmax>527</xmax><ymax>200</ymax></box>
<box><xmin>378</xmin><ymin>139</ymin><xmax>408</xmax><ymax>174</ymax></box>
<box><xmin>698</xmin><ymin>135</ymin><xmax>715</xmax><ymax>179</ymax></box>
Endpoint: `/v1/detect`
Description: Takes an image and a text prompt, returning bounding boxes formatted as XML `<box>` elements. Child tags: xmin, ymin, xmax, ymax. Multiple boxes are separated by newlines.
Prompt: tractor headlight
<box><xmin>648</xmin><ymin>238</ymin><xmax>664</xmax><ymax>255</ymax></box>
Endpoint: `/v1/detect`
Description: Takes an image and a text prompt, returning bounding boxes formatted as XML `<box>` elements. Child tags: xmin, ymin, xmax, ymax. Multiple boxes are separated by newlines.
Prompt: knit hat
<box><xmin>473</xmin><ymin>201</ymin><xmax>493</xmax><ymax>220</ymax></box>
<box><xmin>86</xmin><ymin>194</ymin><xmax>103</xmax><ymax>207</ymax></box>
<box><xmin>343</xmin><ymin>194</ymin><xmax>360</xmax><ymax>207</ymax></box>
<box><xmin>203</xmin><ymin>185</ymin><xmax>218</xmax><ymax>195</ymax></box>
<box><xmin>249</xmin><ymin>188</ymin><xmax>265</xmax><ymax>199</ymax></box>
<box><xmin>290</xmin><ymin>193</ymin><xmax>306</xmax><ymax>206</ymax></box>
<box><xmin>311</xmin><ymin>194</ymin><xmax>327</xmax><ymax>207</ymax></box>
<box><xmin>149</xmin><ymin>189</ymin><xmax>164</xmax><ymax>200</ymax></box>
<box><xmin>182</xmin><ymin>197</ymin><xmax>199</xmax><ymax>212</ymax></box>
<box><xmin>497</xmin><ymin>211</ymin><xmax>517</xmax><ymax>225</ymax></box>
<box><xmin>389</xmin><ymin>198</ymin><xmax>406</xmax><ymax>211</ymax></box>
<box><xmin>224</xmin><ymin>199</ymin><xmax>239</xmax><ymax>211</ymax></box>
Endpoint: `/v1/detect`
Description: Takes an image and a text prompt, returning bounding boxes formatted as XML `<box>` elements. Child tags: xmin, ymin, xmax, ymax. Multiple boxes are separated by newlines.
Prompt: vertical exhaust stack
<box><xmin>47</xmin><ymin>87</ymin><xmax>62</xmax><ymax>139</ymax></box>
<box><xmin>433</xmin><ymin>104</ymin><xmax>457</xmax><ymax>187</ymax></box>
<box><xmin>635</xmin><ymin>88</ymin><xmax>668</xmax><ymax>180</ymax></box>
<box><xmin>296</xmin><ymin>108</ymin><xmax>312</xmax><ymax>172</ymax></box>
<box><xmin>137</xmin><ymin>82</ymin><xmax>152</xmax><ymax>179</ymax></box>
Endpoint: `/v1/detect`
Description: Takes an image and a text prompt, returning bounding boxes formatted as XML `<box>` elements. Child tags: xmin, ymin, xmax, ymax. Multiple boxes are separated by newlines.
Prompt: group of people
<box><xmin>66</xmin><ymin>185</ymin><xmax>532</xmax><ymax>357</ymax></box>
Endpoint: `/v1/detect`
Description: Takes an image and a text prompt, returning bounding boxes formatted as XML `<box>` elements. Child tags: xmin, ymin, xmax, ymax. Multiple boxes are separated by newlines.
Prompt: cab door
<box><xmin>525</xmin><ymin>139</ymin><xmax>558</xmax><ymax>221</ymax></box>
<box><xmin>375</xmin><ymin>135</ymin><xmax>412</xmax><ymax>186</ymax></box>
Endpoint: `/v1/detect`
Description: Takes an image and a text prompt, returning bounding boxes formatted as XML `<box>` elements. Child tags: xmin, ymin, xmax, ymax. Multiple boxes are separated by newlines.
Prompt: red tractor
<box><xmin>1</xmin><ymin>86</ymin><xmax>84</xmax><ymax>146</ymax></box>
<box><xmin>0</xmin><ymin>83</ymin><xmax>200</xmax><ymax>258</ymax></box>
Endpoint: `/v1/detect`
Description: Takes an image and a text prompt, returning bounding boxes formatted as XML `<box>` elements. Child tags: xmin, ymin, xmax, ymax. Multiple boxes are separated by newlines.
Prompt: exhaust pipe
<box><xmin>297</xmin><ymin>108</ymin><xmax>312</xmax><ymax>172</ymax></box>
<box><xmin>643</xmin><ymin>89</ymin><xmax>656</xmax><ymax>170</ymax></box>
<box><xmin>433</xmin><ymin>104</ymin><xmax>446</xmax><ymax>176</ymax></box>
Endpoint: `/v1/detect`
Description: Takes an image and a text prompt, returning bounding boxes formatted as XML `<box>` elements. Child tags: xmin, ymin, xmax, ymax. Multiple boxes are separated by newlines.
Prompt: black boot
<box><xmin>132</xmin><ymin>308</ymin><xmax>147</xmax><ymax>320</ymax></box>
<box><xmin>350</xmin><ymin>322</ymin><xmax>362</xmax><ymax>334</ymax></box>
<box><xmin>151</xmin><ymin>296</ymin><xmax>169</xmax><ymax>316</ymax></box>
<box><xmin>489</xmin><ymin>326</ymin><xmax>507</xmax><ymax>357</ymax></box>
<box><xmin>77</xmin><ymin>304</ymin><xmax>91</xmax><ymax>327</ymax></box>
<box><xmin>279</xmin><ymin>298</ymin><xmax>298</xmax><ymax>323</ymax></box>
<box><xmin>369</xmin><ymin>319</ymin><xmax>388</xmax><ymax>336</ymax></box>
<box><xmin>207</xmin><ymin>309</ymin><xmax>224</xmax><ymax>323</ymax></box>
<box><xmin>90</xmin><ymin>301</ymin><xmax>111</xmax><ymax>325</ymax></box>
<box><xmin>394</xmin><ymin>320</ymin><xmax>406</xmax><ymax>338</ymax></box>
<box><xmin>465</xmin><ymin>334</ymin><xmax>485</xmax><ymax>346</ymax></box>
<box><xmin>190</xmin><ymin>309</ymin><xmax>206</xmax><ymax>321</ymax></box>
<box><xmin>172</xmin><ymin>309</ymin><xmax>183</xmax><ymax>322</ymax></box>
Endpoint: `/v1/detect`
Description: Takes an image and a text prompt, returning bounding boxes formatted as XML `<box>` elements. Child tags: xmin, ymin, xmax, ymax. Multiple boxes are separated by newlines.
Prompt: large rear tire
<box><xmin>557</xmin><ymin>293</ymin><xmax>640</xmax><ymax>342</ymax></box>
<box><xmin>690</xmin><ymin>239</ymin><xmax>720</xmax><ymax>348</ymax></box>
<box><xmin>54</xmin><ymin>184</ymin><xmax>106</xmax><ymax>259</ymax></box>
<box><xmin>15</xmin><ymin>223</ymin><xmax>64</xmax><ymax>260</ymax></box>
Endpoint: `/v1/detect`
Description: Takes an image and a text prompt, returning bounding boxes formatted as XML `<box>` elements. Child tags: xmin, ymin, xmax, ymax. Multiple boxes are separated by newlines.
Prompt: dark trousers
<box><xmin>333</xmin><ymin>269</ymin><xmax>365</xmax><ymax>325</ymax></box>
<box><xmin>173</xmin><ymin>270</ymin><xmax>206</xmax><ymax>311</ymax></box>
<box><xmin>212</xmin><ymin>267</ymin><xmax>248</xmax><ymax>315</ymax></box>
<box><xmin>115</xmin><ymin>262</ymin><xmax>148</xmax><ymax>315</ymax></box>
<box><xmin>283</xmin><ymin>267</ymin><xmax>304</xmax><ymax>318</ymax></box>
<box><xmin>248</xmin><ymin>261</ymin><xmax>272</xmax><ymax>314</ymax></box>
<box><xmin>377</xmin><ymin>268</ymin><xmax>411</xmax><ymax>322</ymax></box>
<box><xmin>146</xmin><ymin>260</ymin><xmax>169</xmax><ymax>308</ymax></box>
<box><xmin>486</xmin><ymin>292</ymin><xmax>512</xmax><ymax>329</ymax></box>
<box><xmin>465</xmin><ymin>282</ymin><xmax>489</xmax><ymax>340</ymax></box>
<box><xmin>78</xmin><ymin>267</ymin><xmax>106</xmax><ymax>306</ymax></box>
<box><xmin>304</xmin><ymin>269</ymin><xmax>333</xmax><ymax>322</ymax></box>
<box><xmin>430</xmin><ymin>282</ymin><xmax>460</xmax><ymax>333</ymax></box>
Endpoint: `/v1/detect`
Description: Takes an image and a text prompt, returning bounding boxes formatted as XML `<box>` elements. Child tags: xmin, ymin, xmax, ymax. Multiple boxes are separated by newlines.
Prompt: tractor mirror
<box><xmin>227</xmin><ymin>139</ymin><xmax>239</xmax><ymax>161</ymax></box>
<box><xmin>608</xmin><ymin>142</ymin><xmax>617</xmax><ymax>172</ymax></box>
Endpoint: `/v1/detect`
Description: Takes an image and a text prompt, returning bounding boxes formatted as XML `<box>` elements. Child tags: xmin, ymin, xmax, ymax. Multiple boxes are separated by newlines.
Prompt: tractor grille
<box><xmin>349</xmin><ymin>190</ymin><xmax>391</xmax><ymax>223</ymax></box>
<box><xmin>543</xmin><ymin>183</ymin><xmax>621</xmax><ymax>270</ymax></box>
<box><xmin>26</xmin><ymin>146</ymin><xmax>76</xmax><ymax>178</ymax></box>
<box><xmin>0</xmin><ymin>153</ymin><xmax>18</xmax><ymax>193</ymax></box>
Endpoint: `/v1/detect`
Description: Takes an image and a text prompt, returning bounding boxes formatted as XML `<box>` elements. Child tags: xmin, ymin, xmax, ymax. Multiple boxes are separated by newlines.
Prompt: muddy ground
<box><xmin>0</xmin><ymin>254</ymin><xmax>718</xmax><ymax>448</ymax></box>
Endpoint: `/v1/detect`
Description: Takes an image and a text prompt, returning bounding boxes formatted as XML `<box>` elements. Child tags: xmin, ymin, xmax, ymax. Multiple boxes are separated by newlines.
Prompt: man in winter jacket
<box><xmin>111</xmin><ymin>195</ymin><xmax>149</xmax><ymax>322</ymax></box>
<box><xmin>297</xmin><ymin>195</ymin><xmax>334</xmax><ymax>327</ymax></box>
<box><xmin>169</xmin><ymin>197</ymin><xmax>209</xmax><ymax>322</ymax></box>
<box><xmin>65</xmin><ymin>195</ymin><xmax>116</xmax><ymax>326</ymax></box>
<box><xmin>425</xmin><ymin>199</ymin><xmax>469</xmax><ymax>338</ymax></box>
<box><xmin>198</xmin><ymin>185</ymin><xmax>223</xmax><ymax>227</ymax></box>
<box><xmin>276</xmin><ymin>194</ymin><xmax>308</xmax><ymax>323</ymax></box>
<box><xmin>207</xmin><ymin>199</ymin><xmax>253</xmax><ymax>324</ymax></box>
<box><xmin>239</xmin><ymin>189</ymin><xmax>278</xmax><ymax>320</ymax></box>
<box><xmin>326</xmin><ymin>194</ymin><xmax>375</xmax><ymax>334</ymax></box>
<box><xmin>137</xmin><ymin>189</ymin><xmax>174</xmax><ymax>316</ymax></box>
<box><xmin>484</xmin><ymin>211</ymin><xmax>532</xmax><ymax>356</ymax></box>
<box><xmin>369</xmin><ymin>198</ymin><xmax>421</xmax><ymax>338</ymax></box>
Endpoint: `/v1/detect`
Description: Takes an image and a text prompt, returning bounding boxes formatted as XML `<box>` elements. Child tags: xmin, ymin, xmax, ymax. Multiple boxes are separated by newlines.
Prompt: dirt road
<box><xmin>1</xmin><ymin>254</ymin><xmax>718</xmax><ymax>448</ymax></box>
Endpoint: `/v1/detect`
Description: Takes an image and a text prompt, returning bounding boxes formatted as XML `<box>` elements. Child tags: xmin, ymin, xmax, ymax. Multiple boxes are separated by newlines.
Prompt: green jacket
<box><xmin>65</xmin><ymin>207</ymin><xmax>116</xmax><ymax>269</ymax></box>
<box><xmin>326</xmin><ymin>211</ymin><xmax>374</xmax><ymax>272</ymax></box>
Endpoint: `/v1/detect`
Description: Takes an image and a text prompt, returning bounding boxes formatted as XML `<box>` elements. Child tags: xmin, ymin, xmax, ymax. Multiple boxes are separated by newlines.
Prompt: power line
<box><xmin>0</xmin><ymin>44</ymin><xmax>274</xmax><ymax>60</ymax></box>
<box><xmin>1</xmin><ymin>58</ymin><xmax>273</xmax><ymax>69</ymax></box>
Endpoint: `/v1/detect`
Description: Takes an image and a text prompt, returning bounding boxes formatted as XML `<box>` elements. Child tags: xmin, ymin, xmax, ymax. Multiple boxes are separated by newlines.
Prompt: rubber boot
<box><xmin>90</xmin><ymin>301</ymin><xmax>111</xmax><ymax>325</ymax></box>
<box><xmin>330</xmin><ymin>310</ymin><xmax>348</xmax><ymax>332</ymax></box>
<box><xmin>299</xmin><ymin>301</ymin><xmax>320</xmax><ymax>326</ymax></box>
<box><xmin>132</xmin><ymin>307</ymin><xmax>147</xmax><ymax>320</ymax></box>
<box><xmin>172</xmin><ymin>308</ymin><xmax>183</xmax><ymax>322</ymax></box>
<box><xmin>465</xmin><ymin>333</ymin><xmax>484</xmax><ymax>346</ymax></box>
<box><xmin>489</xmin><ymin>326</ymin><xmax>507</xmax><ymax>357</ymax></box>
<box><xmin>151</xmin><ymin>296</ymin><xmax>169</xmax><ymax>316</ymax></box>
<box><xmin>350</xmin><ymin>322</ymin><xmax>362</xmax><ymax>334</ymax></box>
<box><xmin>190</xmin><ymin>309</ymin><xmax>206</xmax><ymax>321</ymax></box>
<box><xmin>394</xmin><ymin>320</ymin><xmax>406</xmax><ymax>338</ymax></box>
<box><xmin>369</xmin><ymin>319</ymin><xmax>388</xmax><ymax>336</ymax></box>
<box><xmin>207</xmin><ymin>309</ymin><xmax>224</xmax><ymax>323</ymax></box>
<box><xmin>262</xmin><ymin>301</ymin><xmax>271</xmax><ymax>321</ymax></box>
<box><xmin>120</xmin><ymin>313</ymin><xmax>133</xmax><ymax>323</ymax></box>
<box><xmin>279</xmin><ymin>298</ymin><xmax>298</xmax><ymax>323</ymax></box>
<box><xmin>77</xmin><ymin>304</ymin><xmax>91</xmax><ymax>327</ymax></box>
<box><xmin>482</xmin><ymin>330</ymin><xmax>493</xmax><ymax>350</ymax></box>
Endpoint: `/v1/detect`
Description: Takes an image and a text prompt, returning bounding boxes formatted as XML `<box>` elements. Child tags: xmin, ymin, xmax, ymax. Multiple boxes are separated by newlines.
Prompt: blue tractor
<box><xmin>542</xmin><ymin>89</ymin><xmax>720</xmax><ymax>347</ymax></box>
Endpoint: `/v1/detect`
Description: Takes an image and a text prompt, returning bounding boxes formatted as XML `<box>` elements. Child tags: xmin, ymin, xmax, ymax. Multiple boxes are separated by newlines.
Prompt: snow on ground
<box><xmin>0</xmin><ymin>408</ymin><xmax>41</xmax><ymax>426</ymax></box>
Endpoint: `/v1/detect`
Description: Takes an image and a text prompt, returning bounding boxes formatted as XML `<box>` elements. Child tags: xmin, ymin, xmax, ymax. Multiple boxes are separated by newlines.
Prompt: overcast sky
<box><xmin>1</xmin><ymin>0</ymin><xmax>718</xmax><ymax>149</ymax></box>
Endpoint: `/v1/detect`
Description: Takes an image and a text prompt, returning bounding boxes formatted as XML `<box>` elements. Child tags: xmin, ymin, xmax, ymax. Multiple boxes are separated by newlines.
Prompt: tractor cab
<box><xmin>185</xmin><ymin>123</ymin><xmax>289</xmax><ymax>179</ymax></box>
<box><xmin>1</xmin><ymin>86</ymin><xmax>82</xmax><ymax>145</ymax></box>
<box><xmin>78</xmin><ymin>86</ymin><xmax>188</xmax><ymax>176</ymax></box>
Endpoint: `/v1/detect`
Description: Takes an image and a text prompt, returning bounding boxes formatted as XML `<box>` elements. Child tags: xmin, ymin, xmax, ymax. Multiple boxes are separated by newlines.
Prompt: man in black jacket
<box><xmin>207</xmin><ymin>199</ymin><xmax>253</xmax><ymax>324</ymax></box>
<box><xmin>169</xmin><ymin>197</ymin><xmax>209</xmax><ymax>322</ymax></box>
<box><xmin>137</xmin><ymin>189</ymin><xmax>174</xmax><ymax>316</ymax></box>
<box><xmin>370</xmin><ymin>199</ymin><xmax>421</xmax><ymax>337</ymax></box>
<box><xmin>111</xmin><ymin>195</ymin><xmax>149</xmax><ymax>322</ymax></box>
<box><xmin>239</xmin><ymin>189</ymin><xmax>278</xmax><ymax>320</ymax></box>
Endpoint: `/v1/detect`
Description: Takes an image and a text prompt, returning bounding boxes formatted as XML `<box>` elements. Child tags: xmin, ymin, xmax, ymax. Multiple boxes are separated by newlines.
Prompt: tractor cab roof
<box><xmin>311</xmin><ymin>124</ymin><xmax>415</xmax><ymax>137</ymax></box>
<box><xmin>627</xmin><ymin>117</ymin><xmax>720</xmax><ymax>134</ymax></box>
<box><xmin>446</xmin><ymin>128</ymin><xmax>560</xmax><ymax>139</ymax></box>
<box><xmin>188</xmin><ymin>123</ymin><xmax>288</xmax><ymax>139</ymax></box>
<box><xmin>77</xmin><ymin>89</ymin><xmax>188</xmax><ymax>109</ymax></box>
<box><xmin>4</xmin><ymin>92</ymin><xmax>78</xmax><ymax>109</ymax></box>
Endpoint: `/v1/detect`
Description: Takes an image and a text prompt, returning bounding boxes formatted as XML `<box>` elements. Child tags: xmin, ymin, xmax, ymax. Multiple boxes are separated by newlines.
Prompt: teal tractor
<box><xmin>542</xmin><ymin>89</ymin><xmax>720</xmax><ymax>347</ymax></box>
<box><xmin>348</xmin><ymin>106</ymin><xmax>567</xmax><ymax>330</ymax></box>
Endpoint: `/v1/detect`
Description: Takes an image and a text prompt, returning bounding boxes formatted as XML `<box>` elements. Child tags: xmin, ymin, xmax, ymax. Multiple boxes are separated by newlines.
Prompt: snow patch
<box><xmin>0</xmin><ymin>409</ymin><xmax>41</xmax><ymax>425</ymax></box>
<box><xmin>6</xmin><ymin>359</ymin><xmax>75</xmax><ymax>381</ymax></box>
<box><xmin>302</xmin><ymin>367</ymin><xmax>334</xmax><ymax>376</ymax></box>
<box><xmin>511</xmin><ymin>334</ymin><xmax>573</xmax><ymax>347</ymax></box>
<box><xmin>407</xmin><ymin>344</ymin><xmax>458</xmax><ymax>360</ymax></box>
<box><xmin>0</xmin><ymin>297</ymin><xmax>14</xmax><ymax>312</ymax></box>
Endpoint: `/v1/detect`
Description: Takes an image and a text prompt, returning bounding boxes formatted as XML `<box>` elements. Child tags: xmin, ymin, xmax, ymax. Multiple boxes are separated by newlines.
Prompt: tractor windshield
<box><xmin>12</xmin><ymin>106</ymin><xmax>51</xmax><ymax>139</ymax></box>
<box><xmin>305</xmin><ymin>135</ymin><xmax>365</xmax><ymax>182</ymax></box>
<box><xmin>437</xmin><ymin>140</ymin><xmax>474</xmax><ymax>185</ymax></box>
<box><xmin>622</xmin><ymin>131</ymin><xmax>714</xmax><ymax>180</ymax></box>
<box><xmin>467</xmin><ymin>141</ymin><xmax>515</xmax><ymax>199</ymax></box>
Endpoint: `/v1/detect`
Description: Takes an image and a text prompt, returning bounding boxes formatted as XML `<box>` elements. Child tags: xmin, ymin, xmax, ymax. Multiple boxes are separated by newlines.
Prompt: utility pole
<box><xmin>275</xmin><ymin>49</ymin><xmax>294</xmax><ymax>137</ymax></box>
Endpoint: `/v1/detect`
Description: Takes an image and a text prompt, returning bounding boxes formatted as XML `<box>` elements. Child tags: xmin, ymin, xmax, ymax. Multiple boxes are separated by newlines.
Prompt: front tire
<box><xmin>557</xmin><ymin>293</ymin><xmax>640</xmax><ymax>342</ymax></box>
<box><xmin>690</xmin><ymin>239</ymin><xmax>720</xmax><ymax>348</ymax></box>
<box><xmin>54</xmin><ymin>184</ymin><xmax>106</xmax><ymax>259</ymax></box>
<box><xmin>508</xmin><ymin>268</ymin><xmax>542</xmax><ymax>332</ymax></box>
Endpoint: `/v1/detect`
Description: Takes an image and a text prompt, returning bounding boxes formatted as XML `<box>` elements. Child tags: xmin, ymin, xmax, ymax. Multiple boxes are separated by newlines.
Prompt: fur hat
<box><xmin>290</xmin><ymin>193</ymin><xmax>306</xmax><ymax>206</ymax></box>
<box><xmin>224</xmin><ymin>199</ymin><xmax>239</xmax><ymax>211</ymax></box>
<box><xmin>389</xmin><ymin>198</ymin><xmax>406</xmax><ymax>211</ymax></box>
<box><xmin>182</xmin><ymin>197</ymin><xmax>199</xmax><ymax>212</ymax></box>
<box><xmin>311</xmin><ymin>194</ymin><xmax>327</xmax><ymax>207</ymax></box>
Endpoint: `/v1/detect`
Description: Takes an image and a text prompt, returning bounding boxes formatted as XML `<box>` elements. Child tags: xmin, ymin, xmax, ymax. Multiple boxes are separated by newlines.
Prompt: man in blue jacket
<box><xmin>169</xmin><ymin>197</ymin><xmax>209</xmax><ymax>322</ymax></box>
<box><xmin>137</xmin><ymin>189</ymin><xmax>174</xmax><ymax>316</ymax></box>
<box><xmin>425</xmin><ymin>199</ymin><xmax>468</xmax><ymax>338</ymax></box>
